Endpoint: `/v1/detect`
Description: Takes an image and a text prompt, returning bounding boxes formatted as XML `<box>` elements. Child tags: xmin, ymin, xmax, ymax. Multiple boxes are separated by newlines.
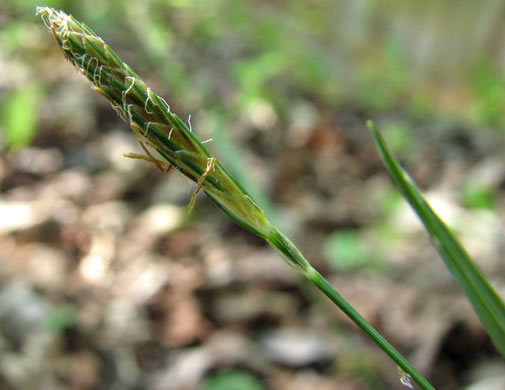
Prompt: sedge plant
<box><xmin>36</xmin><ymin>6</ymin><xmax>443</xmax><ymax>389</ymax></box>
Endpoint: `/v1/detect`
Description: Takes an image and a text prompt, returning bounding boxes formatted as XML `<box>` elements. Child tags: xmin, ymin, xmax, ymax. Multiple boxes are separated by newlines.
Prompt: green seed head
<box><xmin>37</xmin><ymin>6</ymin><xmax>310</xmax><ymax>271</ymax></box>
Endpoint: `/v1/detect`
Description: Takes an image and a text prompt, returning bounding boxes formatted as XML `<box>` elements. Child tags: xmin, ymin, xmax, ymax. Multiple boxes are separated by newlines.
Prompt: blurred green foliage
<box><xmin>201</xmin><ymin>370</ymin><xmax>264</xmax><ymax>390</ymax></box>
<box><xmin>374</xmin><ymin>187</ymin><xmax>403</xmax><ymax>218</ymax></box>
<box><xmin>2</xmin><ymin>0</ymin><xmax>505</xmax><ymax>153</ymax></box>
<box><xmin>358</xmin><ymin>38</ymin><xmax>410</xmax><ymax>111</ymax></box>
<box><xmin>470</xmin><ymin>58</ymin><xmax>505</xmax><ymax>128</ymax></box>
<box><xmin>46</xmin><ymin>304</ymin><xmax>77</xmax><ymax>333</ymax></box>
<box><xmin>323</xmin><ymin>230</ymin><xmax>382</xmax><ymax>272</ymax></box>
<box><xmin>460</xmin><ymin>184</ymin><xmax>497</xmax><ymax>210</ymax></box>
<box><xmin>1</xmin><ymin>85</ymin><xmax>41</xmax><ymax>150</ymax></box>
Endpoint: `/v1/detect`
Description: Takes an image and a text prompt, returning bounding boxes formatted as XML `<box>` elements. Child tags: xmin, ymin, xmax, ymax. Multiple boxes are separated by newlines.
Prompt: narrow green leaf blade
<box><xmin>367</xmin><ymin>120</ymin><xmax>505</xmax><ymax>358</ymax></box>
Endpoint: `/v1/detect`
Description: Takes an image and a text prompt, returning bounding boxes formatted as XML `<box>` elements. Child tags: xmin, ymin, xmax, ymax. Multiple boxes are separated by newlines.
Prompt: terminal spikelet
<box><xmin>36</xmin><ymin>6</ymin><xmax>310</xmax><ymax>270</ymax></box>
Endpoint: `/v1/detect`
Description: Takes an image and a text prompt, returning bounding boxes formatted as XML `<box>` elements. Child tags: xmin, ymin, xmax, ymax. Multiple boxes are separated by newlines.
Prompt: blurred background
<box><xmin>1</xmin><ymin>0</ymin><xmax>505</xmax><ymax>389</ymax></box>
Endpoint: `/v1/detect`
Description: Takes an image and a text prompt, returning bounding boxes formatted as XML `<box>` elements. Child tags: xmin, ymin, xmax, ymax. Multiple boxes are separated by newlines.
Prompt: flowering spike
<box><xmin>36</xmin><ymin>6</ymin><xmax>311</xmax><ymax>271</ymax></box>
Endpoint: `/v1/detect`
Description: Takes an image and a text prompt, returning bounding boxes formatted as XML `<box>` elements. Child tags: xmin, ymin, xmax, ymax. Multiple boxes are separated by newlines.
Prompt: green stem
<box><xmin>267</xmin><ymin>228</ymin><xmax>434</xmax><ymax>389</ymax></box>
<box><xmin>305</xmin><ymin>266</ymin><xmax>434</xmax><ymax>390</ymax></box>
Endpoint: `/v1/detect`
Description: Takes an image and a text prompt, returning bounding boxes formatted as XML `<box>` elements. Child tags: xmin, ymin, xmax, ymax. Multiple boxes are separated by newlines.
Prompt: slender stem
<box><xmin>268</xmin><ymin>228</ymin><xmax>435</xmax><ymax>389</ymax></box>
<box><xmin>305</xmin><ymin>266</ymin><xmax>435</xmax><ymax>390</ymax></box>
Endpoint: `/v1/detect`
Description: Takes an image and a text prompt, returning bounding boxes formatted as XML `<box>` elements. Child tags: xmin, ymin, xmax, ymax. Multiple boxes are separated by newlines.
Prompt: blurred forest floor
<box><xmin>1</xmin><ymin>1</ymin><xmax>505</xmax><ymax>390</ymax></box>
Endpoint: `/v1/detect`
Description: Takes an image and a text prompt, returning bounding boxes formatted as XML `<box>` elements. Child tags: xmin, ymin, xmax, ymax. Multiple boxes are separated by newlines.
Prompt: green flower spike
<box><xmin>37</xmin><ymin>7</ymin><xmax>434</xmax><ymax>390</ymax></box>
